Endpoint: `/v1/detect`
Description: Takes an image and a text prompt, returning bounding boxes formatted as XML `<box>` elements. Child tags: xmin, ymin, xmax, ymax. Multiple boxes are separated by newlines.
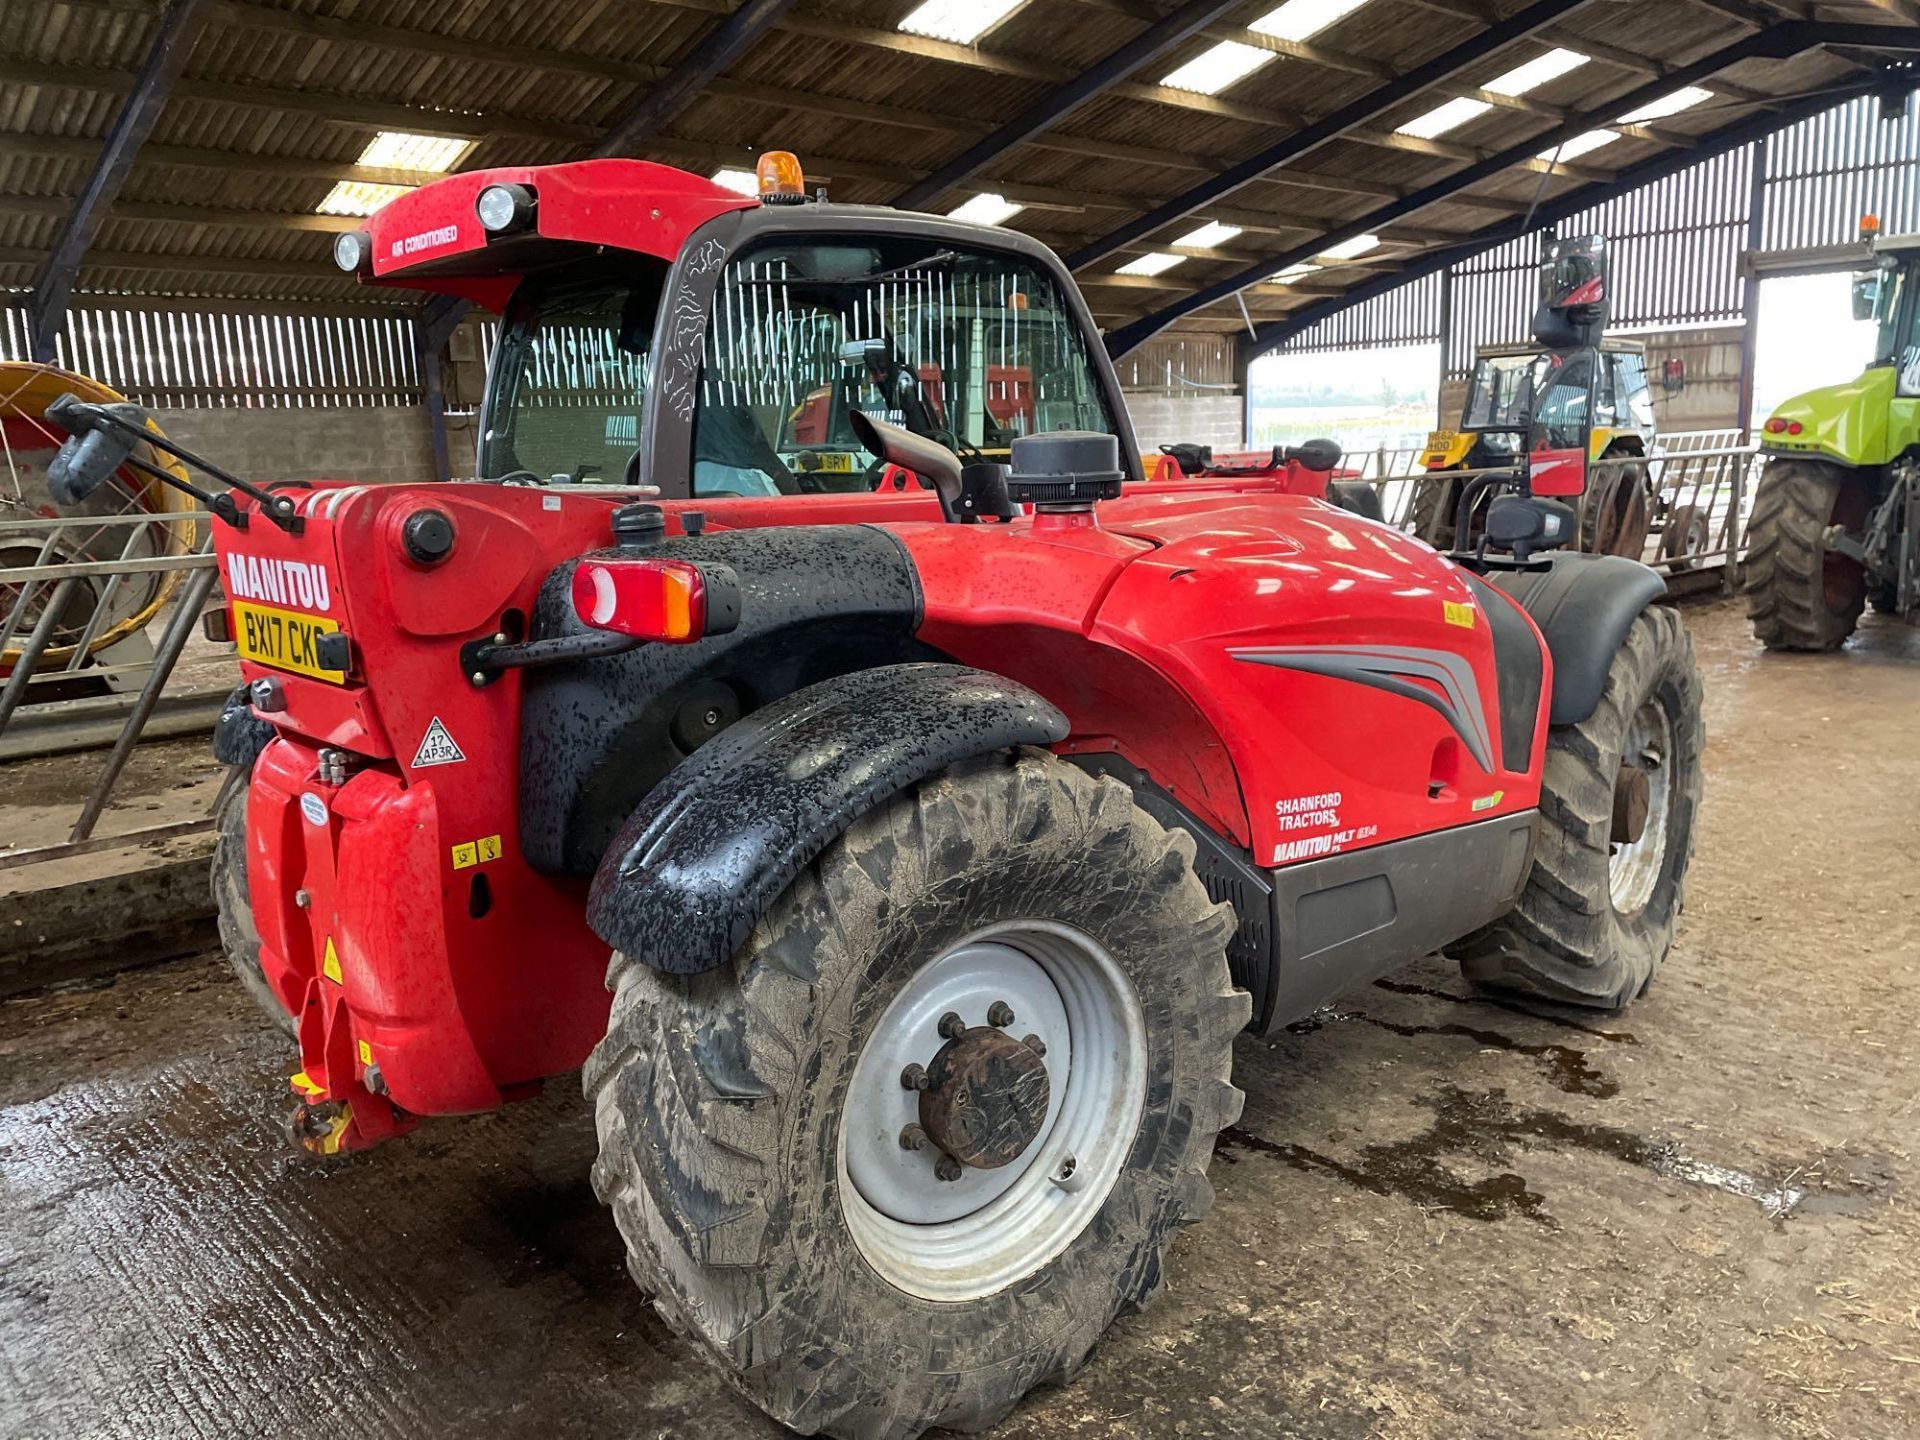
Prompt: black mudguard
<box><xmin>1486</xmin><ymin>552</ymin><xmax>1667</xmax><ymax>726</ymax></box>
<box><xmin>211</xmin><ymin>683</ymin><xmax>276</xmax><ymax>770</ymax></box>
<box><xmin>586</xmin><ymin>663</ymin><xmax>1069</xmax><ymax>976</ymax></box>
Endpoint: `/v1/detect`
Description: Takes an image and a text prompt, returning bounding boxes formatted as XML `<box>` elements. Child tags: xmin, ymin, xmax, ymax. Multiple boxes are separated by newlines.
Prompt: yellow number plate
<box><xmin>795</xmin><ymin>451</ymin><xmax>857</xmax><ymax>474</ymax></box>
<box><xmin>232</xmin><ymin>600</ymin><xmax>343</xmax><ymax>683</ymax></box>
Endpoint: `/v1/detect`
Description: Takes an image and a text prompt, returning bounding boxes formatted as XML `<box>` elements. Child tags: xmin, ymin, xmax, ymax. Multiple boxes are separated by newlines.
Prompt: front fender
<box><xmin>1764</xmin><ymin>367</ymin><xmax>1903</xmax><ymax>468</ymax></box>
<box><xmin>586</xmin><ymin>663</ymin><xmax>1068</xmax><ymax>975</ymax></box>
<box><xmin>1485</xmin><ymin>552</ymin><xmax>1666</xmax><ymax>726</ymax></box>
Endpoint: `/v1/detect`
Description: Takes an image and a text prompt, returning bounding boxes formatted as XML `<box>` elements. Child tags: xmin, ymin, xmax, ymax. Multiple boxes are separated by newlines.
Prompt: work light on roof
<box><xmin>476</xmin><ymin>183</ymin><xmax>534</xmax><ymax>233</ymax></box>
<box><xmin>332</xmin><ymin>231</ymin><xmax>371</xmax><ymax>272</ymax></box>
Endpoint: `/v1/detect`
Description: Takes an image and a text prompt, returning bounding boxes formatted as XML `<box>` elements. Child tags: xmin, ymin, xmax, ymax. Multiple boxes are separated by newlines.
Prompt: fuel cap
<box><xmin>402</xmin><ymin>508</ymin><xmax>455</xmax><ymax>565</ymax></box>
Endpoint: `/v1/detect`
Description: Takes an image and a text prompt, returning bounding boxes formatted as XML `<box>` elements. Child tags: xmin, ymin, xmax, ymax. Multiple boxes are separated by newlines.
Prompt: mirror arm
<box><xmin>63</xmin><ymin>401</ymin><xmax>302</xmax><ymax>533</ymax></box>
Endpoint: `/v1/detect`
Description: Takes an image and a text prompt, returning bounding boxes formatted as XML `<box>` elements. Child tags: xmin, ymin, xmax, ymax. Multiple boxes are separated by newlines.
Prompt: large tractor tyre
<box><xmin>211</xmin><ymin>767</ymin><xmax>295</xmax><ymax>1037</ymax></box>
<box><xmin>585</xmin><ymin>749</ymin><xmax>1248</xmax><ymax>1440</ymax></box>
<box><xmin>1411</xmin><ymin>471</ymin><xmax>1459</xmax><ymax>547</ymax></box>
<box><xmin>1450</xmin><ymin>606</ymin><xmax>1704</xmax><ymax>1010</ymax></box>
<box><xmin>1329</xmin><ymin>479</ymin><xmax>1386</xmax><ymax>523</ymax></box>
<box><xmin>1743</xmin><ymin>459</ymin><xmax>1869</xmax><ymax>650</ymax></box>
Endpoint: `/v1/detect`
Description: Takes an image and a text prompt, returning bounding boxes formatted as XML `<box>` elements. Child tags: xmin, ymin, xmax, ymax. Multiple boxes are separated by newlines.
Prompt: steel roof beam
<box><xmin>593</xmin><ymin>0</ymin><xmax>796</xmax><ymax>156</ymax></box>
<box><xmin>25</xmin><ymin>0</ymin><xmax>209</xmax><ymax>360</ymax></box>
<box><xmin>1065</xmin><ymin>0</ymin><xmax>1602</xmax><ymax>273</ymax></box>
<box><xmin>1228</xmin><ymin>36</ymin><xmax>1920</xmax><ymax>359</ymax></box>
<box><xmin>892</xmin><ymin>0</ymin><xmax>1245</xmax><ymax>212</ymax></box>
<box><xmin>1099</xmin><ymin>19</ymin><xmax>1901</xmax><ymax>355</ymax></box>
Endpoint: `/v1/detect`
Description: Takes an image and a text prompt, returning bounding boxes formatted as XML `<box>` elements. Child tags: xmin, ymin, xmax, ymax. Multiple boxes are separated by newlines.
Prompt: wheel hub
<box><xmin>919</xmin><ymin>1024</ymin><xmax>1050</xmax><ymax>1171</ymax></box>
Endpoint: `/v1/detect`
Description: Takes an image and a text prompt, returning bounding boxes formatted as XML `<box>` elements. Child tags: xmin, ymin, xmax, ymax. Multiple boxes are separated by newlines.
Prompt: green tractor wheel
<box><xmin>1743</xmin><ymin>459</ymin><xmax>1870</xmax><ymax>651</ymax></box>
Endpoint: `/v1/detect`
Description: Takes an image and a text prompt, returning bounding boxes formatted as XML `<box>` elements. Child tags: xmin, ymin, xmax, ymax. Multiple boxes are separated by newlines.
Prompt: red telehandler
<box><xmin>48</xmin><ymin>153</ymin><xmax>1703</xmax><ymax>1440</ymax></box>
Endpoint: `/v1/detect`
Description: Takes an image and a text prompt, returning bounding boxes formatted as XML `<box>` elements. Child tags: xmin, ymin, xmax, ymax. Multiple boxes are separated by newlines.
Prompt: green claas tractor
<box><xmin>1746</xmin><ymin>226</ymin><xmax>1920</xmax><ymax>649</ymax></box>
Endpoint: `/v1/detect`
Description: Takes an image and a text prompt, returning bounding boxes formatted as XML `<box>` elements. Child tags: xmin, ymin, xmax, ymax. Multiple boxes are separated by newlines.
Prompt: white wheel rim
<box><xmin>839</xmin><ymin>920</ymin><xmax>1146</xmax><ymax>1303</ymax></box>
<box><xmin>1609</xmin><ymin>699</ymin><xmax>1673</xmax><ymax>915</ymax></box>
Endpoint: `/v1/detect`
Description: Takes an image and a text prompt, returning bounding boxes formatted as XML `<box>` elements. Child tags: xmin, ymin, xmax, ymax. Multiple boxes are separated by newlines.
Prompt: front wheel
<box><xmin>1450</xmin><ymin>606</ymin><xmax>1704</xmax><ymax>1009</ymax></box>
<box><xmin>211</xmin><ymin>764</ymin><xmax>295</xmax><ymax>1037</ymax></box>
<box><xmin>1743</xmin><ymin>458</ymin><xmax>1869</xmax><ymax>650</ymax></box>
<box><xmin>584</xmin><ymin>750</ymin><xmax>1247</xmax><ymax>1440</ymax></box>
<box><xmin>1410</xmin><ymin>470</ymin><xmax>1460</xmax><ymax>547</ymax></box>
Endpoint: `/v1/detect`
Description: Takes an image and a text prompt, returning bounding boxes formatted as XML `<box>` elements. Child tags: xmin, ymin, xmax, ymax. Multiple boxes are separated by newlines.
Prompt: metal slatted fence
<box><xmin>0</xmin><ymin>302</ymin><xmax>422</xmax><ymax>407</ymax></box>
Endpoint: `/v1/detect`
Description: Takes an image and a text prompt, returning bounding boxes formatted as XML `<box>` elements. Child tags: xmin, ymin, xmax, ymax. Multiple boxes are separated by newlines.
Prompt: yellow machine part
<box><xmin>1420</xmin><ymin>429</ymin><xmax>1473</xmax><ymax>470</ymax></box>
<box><xmin>0</xmin><ymin>361</ymin><xmax>197</xmax><ymax>669</ymax></box>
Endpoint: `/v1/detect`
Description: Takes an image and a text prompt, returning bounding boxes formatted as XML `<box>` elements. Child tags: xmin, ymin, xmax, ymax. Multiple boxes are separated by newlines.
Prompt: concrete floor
<box><xmin>3</xmin><ymin>595</ymin><xmax>1917</xmax><ymax>1440</ymax></box>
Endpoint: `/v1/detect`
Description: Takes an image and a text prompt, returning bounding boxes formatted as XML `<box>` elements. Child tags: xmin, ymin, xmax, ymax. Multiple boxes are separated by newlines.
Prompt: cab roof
<box><xmin>361</xmin><ymin>159</ymin><xmax>759</xmax><ymax>312</ymax></box>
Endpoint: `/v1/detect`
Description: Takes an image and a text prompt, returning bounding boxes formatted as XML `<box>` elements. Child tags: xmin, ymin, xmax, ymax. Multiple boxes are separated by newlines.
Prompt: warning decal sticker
<box><xmin>412</xmin><ymin>716</ymin><xmax>467</xmax><ymax>769</ymax></box>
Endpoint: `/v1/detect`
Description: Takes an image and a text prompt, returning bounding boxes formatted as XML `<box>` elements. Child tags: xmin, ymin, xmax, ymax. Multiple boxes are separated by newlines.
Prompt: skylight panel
<box><xmin>898</xmin><ymin>0</ymin><xmax>1026</xmax><ymax>45</ymax></box>
<box><xmin>711</xmin><ymin>168</ymin><xmax>759</xmax><ymax>196</ymax></box>
<box><xmin>1540</xmin><ymin>129</ymin><xmax>1619</xmax><ymax>162</ymax></box>
<box><xmin>1316</xmin><ymin>234</ymin><xmax>1379</xmax><ymax>261</ymax></box>
<box><xmin>949</xmin><ymin>193</ymin><xmax>1024</xmax><ymax>225</ymax></box>
<box><xmin>356</xmin><ymin>131</ymin><xmax>472</xmax><ymax>173</ymax></box>
<box><xmin>1485</xmin><ymin>48</ymin><xmax>1589</xmax><ymax>97</ymax></box>
<box><xmin>1249</xmin><ymin>0</ymin><xmax>1374</xmax><ymax>43</ymax></box>
<box><xmin>1265</xmin><ymin>262</ymin><xmax>1321</xmax><ymax>285</ymax></box>
<box><xmin>1396</xmin><ymin>97</ymin><xmax>1491</xmax><ymax>139</ymax></box>
<box><xmin>1172</xmin><ymin>221</ymin><xmax>1243</xmax><ymax>249</ymax></box>
<box><xmin>315</xmin><ymin>181</ymin><xmax>411</xmax><ymax>217</ymax></box>
<box><xmin>1117</xmin><ymin>253</ymin><xmax>1187</xmax><ymax>277</ymax></box>
<box><xmin>1160</xmin><ymin>40</ymin><xmax>1276</xmax><ymax>96</ymax></box>
<box><xmin>1615</xmin><ymin>86</ymin><xmax>1713</xmax><ymax>125</ymax></box>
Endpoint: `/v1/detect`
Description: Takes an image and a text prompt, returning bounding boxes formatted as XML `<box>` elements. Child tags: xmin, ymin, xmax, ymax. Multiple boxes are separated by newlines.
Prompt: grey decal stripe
<box><xmin>1230</xmin><ymin>645</ymin><xmax>1495</xmax><ymax>773</ymax></box>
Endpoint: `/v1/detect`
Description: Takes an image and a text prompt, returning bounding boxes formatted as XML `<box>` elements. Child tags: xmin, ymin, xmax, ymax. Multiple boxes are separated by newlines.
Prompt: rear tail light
<box><xmin>1787</xmin><ymin>421</ymin><xmax>1805</xmax><ymax>435</ymax></box>
<box><xmin>570</xmin><ymin>558</ymin><xmax>740</xmax><ymax>642</ymax></box>
<box><xmin>1765</xmin><ymin>418</ymin><xmax>1787</xmax><ymax>434</ymax></box>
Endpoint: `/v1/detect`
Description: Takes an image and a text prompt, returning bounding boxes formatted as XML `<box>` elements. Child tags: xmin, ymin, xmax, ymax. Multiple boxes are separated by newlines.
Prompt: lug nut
<box><xmin>900</xmin><ymin>1063</ymin><xmax>929</xmax><ymax>1091</ymax></box>
<box><xmin>1022</xmin><ymin>1033</ymin><xmax>1046</xmax><ymax>1057</ymax></box>
<box><xmin>937</xmin><ymin>1011</ymin><xmax>966</xmax><ymax>1040</ymax></box>
<box><xmin>987</xmin><ymin>1001</ymin><xmax>1016</xmax><ymax>1029</ymax></box>
<box><xmin>934</xmin><ymin>1154</ymin><xmax>964</xmax><ymax>1182</ymax></box>
<box><xmin>899</xmin><ymin>1124</ymin><xmax>928</xmax><ymax>1151</ymax></box>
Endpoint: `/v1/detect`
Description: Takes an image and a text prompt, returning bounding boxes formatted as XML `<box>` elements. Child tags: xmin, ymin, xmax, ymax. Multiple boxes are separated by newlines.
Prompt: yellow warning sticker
<box><xmin>322</xmin><ymin>936</ymin><xmax>343</xmax><ymax>984</ymax></box>
<box><xmin>357</xmin><ymin>1039</ymin><xmax>373</xmax><ymax>1067</ymax></box>
<box><xmin>451</xmin><ymin>833</ymin><xmax>503</xmax><ymax>870</ymax></box>
<box><xmin>1472</xmin><ymin>790</ymin><xmax>1505</xmax><ymax>813</ymax></box>
<box><xmin>1443</xmin><ymin>600</ymin><xmax>1477</xmax><ymax>629</ymax></box>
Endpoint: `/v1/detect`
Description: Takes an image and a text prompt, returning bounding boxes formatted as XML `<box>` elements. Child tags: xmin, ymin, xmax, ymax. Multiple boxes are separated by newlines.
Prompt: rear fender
<box><xmin>1486</xmin><ymin>552</ymin><xmax>1666</xmax><ymax>726</ymax></box>
<box><xmin>586</xmin><ymin>663</ymin><xmax>1068</xmax><ymax>975</ymax></box>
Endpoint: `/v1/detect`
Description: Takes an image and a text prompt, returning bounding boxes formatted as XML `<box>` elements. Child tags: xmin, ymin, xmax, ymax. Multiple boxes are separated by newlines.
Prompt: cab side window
<box><xmin>1592</xmin><ymin>353</ymin><xmax>1619</xmax><ymax>428</ymax></box>
<box><xmin>1615</xmin><ymin>352</ymin><xmax>1655</xmax><ymax>429</ymax></box>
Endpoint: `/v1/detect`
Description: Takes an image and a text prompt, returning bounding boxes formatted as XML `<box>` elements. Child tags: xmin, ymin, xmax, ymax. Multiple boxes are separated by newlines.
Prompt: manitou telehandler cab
<box><xmin>50</xmin><ymin>153</ymin><xmax>1704</xmax><ymax>1440</ymax></box>
<box><xmin>1746</xmin><ymin>217</ymin><xmax>1920</xmax><ymax>649</ymax></box>
<box><xmin>1413</xmin><ymin>237</ymin><xmax>1695</xmax><ymax>561</ymax></box>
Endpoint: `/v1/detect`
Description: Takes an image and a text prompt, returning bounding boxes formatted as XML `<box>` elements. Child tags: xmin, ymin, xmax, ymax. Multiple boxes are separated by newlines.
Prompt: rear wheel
<box><xmin>1450</xmin><ymin>606</ymin><xmax>1704</xmax><ymax>1010</ymax></box>
<box><xmin>1580</xmin><ymin>453</ymin><xmax>1651</xmax><ymax>558</ymax></box>
<box><xmin>1743</xmin><ymin>459</ymin><xmax>1869</xmax><ymax>650</ymax></box>
<box><xmin>1661</xmin><ymin>503</ymin><xmax>1711</xmax><ymax>571</ymax></box>
<box><xmin>211</xmin><ymin>765</ymin><xmax>294</xmax><ymax>1037</ymax></box>
<box><xmin>1411</xmin><ymin>470</ymin><xmax>1459</xmax><ymax>547</ymax></box>
<box><xmin>585</xmin><ymin>750</ymin><xmax>1247</xmax><ymax>1440</ymax></box>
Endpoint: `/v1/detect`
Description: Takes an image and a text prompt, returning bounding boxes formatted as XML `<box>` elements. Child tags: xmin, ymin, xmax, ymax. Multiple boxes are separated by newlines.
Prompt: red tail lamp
<box><xmin>571</xmin><ymin>558</ymin><xmax>741</xmax><ymax>642</ymax></box>
<box><xmin>1764</xmin><ymin>418</ymin><xmax>1804</xmax><ymax>435</ymax></box>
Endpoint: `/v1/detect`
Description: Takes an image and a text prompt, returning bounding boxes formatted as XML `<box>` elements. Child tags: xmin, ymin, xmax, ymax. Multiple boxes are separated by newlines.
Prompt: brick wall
<box><xmin>149</xmin><ymin>405</ymin><xmax>438</xmax><ymax>487</ymax></box>
<box><xmin>1123</xmin><ymin>393</ymin><xmax>1244</xmax><ymax>456</ymax></box>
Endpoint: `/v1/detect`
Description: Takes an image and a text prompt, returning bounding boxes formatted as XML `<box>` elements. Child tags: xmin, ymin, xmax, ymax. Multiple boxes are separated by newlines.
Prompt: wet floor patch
<box><xmin>1217</xmin><ymin>1086</ymin><xmax>1896</xmax><ymax>1226</ymax></box>
<box><xmin>1287</xmin><ymin>1004</ymin><xmax>1618</xmax><ymax>1097</ymax></box>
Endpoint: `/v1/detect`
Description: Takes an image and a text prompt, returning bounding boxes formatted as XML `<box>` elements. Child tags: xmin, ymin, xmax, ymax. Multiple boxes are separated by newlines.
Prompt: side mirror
<box><xmin>46</xmin><ymin>393</ymin><xmax>146</xmax><ymax>505</ymax></box>
<box><xmin>850</xmin><ymin>411</ymin><xmax>963</xmax><ymax>515</ymax></box>
<box><xmin>1661</xmin><ymin>357</ymin><xmax>1685</xmax><ymax>396</ymax></box>
<box><xmin>1283</xmin><ymin>437</ymin><xmax>1343</xmax><ymax>473</ymax></box>
<box><xmin>1484</xmin><ymin>494</ymin><xmax>1575</xmax><ymax>564</ymax></box>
